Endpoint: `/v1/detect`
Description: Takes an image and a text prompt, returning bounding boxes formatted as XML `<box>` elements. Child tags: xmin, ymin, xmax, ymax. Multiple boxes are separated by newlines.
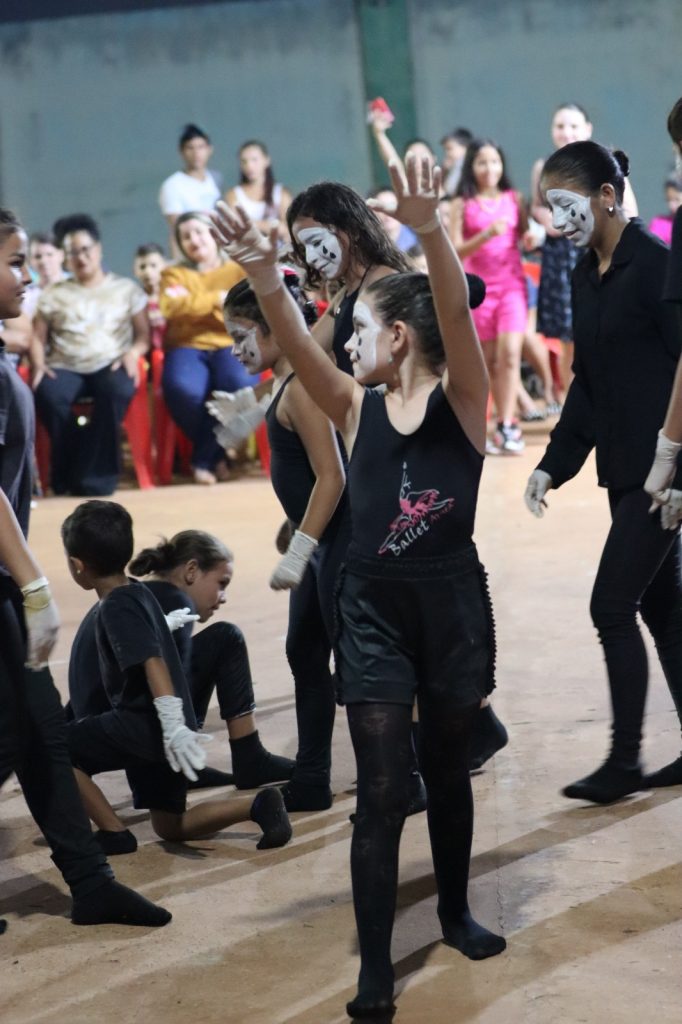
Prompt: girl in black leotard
<box><xmin>213</xmin><ymin>156</ymin><xmax>506</xmax><ymax>1021</ymax></box>
<box><xmin>224</xmin><ymin>272</ymin><xmax>348</xmax><ymax>812</ymax></box>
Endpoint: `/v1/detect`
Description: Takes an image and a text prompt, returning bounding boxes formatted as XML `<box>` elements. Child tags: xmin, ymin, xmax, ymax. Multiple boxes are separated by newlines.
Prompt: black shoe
<box><xmin>187</xmin><ymin>766</ymin><xmax>234</xmax><ymax>790</ymax></box>
<box><xmin>281</xmin><ymin>779</ymin><xmax>333</xmax><ymax>812</ymax></box>
<box><xmin>469</xmin><ymin>705</ymin><xmax>508</xmax><ymax>771</ymax></box>
<box><xmin>642</xmin><ymin>754</ymin><xmax>682</xmax><ymax>789</ymax></box>
<box><xmin>406</xmin><ymin>771</ymin><xmax>427</xmax><ymax>816</ymax></box>
<box><xmin>562</xmin><ymin>761</ymin><xmax>642</xmax><ymax>804</ymax></box>
<box><xmin>346</xmin><ymin>997</ymin><xmax>396</xmax><ymax>1020</ymax></box>
<box><xmin>231</xmin><ymin>731</ymin><xmax>296</xmax><ymax>789</ymax></box>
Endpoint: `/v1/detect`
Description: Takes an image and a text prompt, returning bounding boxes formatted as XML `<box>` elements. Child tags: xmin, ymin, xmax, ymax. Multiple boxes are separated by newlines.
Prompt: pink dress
<box><xmin>648</xmin><ymin>216</ymin><xmax>673</xmax><ymax>246</ymax></box>
<box><xmin>462</xmin><ymin>191</ymin><xmax>527</xmax><ymax>341</ymax></box>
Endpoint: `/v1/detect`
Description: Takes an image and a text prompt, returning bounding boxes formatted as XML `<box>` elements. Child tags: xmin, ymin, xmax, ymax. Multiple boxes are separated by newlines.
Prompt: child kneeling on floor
<box><xmin>62</xmin><ymin>499</ymin><xmax>291</xmax><ymax>853</ymax></box>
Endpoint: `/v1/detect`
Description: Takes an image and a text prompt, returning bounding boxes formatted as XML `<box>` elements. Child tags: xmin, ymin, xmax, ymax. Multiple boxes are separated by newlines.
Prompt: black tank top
<box><xmin>332</xmin><ymin>285</ymin><xmax>360</xmax><ymax>375</ymax></box>
<box><xmin>266</xmin><ymin>374</ymin><xmax>347</xmax><ymax>536</ymax></box>
<box><xmin>347</xmin><ymin>383</ymin><xmax>483</xmax><ymax>560</ymax></box>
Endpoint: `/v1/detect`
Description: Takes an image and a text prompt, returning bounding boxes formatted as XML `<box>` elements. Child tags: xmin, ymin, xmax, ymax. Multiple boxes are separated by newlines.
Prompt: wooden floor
<box><xmin>2</xmin><ymin>430</ymin><xmax>682</xmax><ymax>1024</ymax></box>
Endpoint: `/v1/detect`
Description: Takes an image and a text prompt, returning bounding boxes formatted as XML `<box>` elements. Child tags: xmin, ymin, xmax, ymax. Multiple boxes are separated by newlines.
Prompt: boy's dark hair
<box><xmin>129</xmin><ymin>530</ymin><xmax>232</xmax><ymax>577</ymax></box>
<box><xmin>134</xmin><ymin>242</ymin><xmax>165</xmax><ymax>259</ymax></box>
<box><xmin>179</xmin><ymin>123</ymin><xmax>210</xmax><ymax>148</ymax></box>
<box><xmin>541</xmin><ymin>141</ymin><xmax>629</xmax><ymax>204</ymax></box>
<box><xmin>287</xmin><ymin>182</ymin><xmax>411</xmax><ymax>288</ymax></box>
<box><xmin>440</xmin><ymin>127</ymin><xmax>473</xmax><ymax>147</ymax></box>
<box><xmin>455</xmin><ymin>138</ymin><xmax>514</xmax><ymax>199</ymax></box>
<box><xmin>0</xmin><ymin>208</ymin><xmax>22</xmax><ymax>246</ymax></box>
<box><xmin>224</xmin><ymin>270</ymin><xmax>319</xmax><ymax>332</ymax></box>
<box><xmin>61</xmin><ymin>500</ymin><xmax>134</xmax><ymax>577</ymax></box>
<box><xmin>29</xmin><ymin>230</ymin><xmax>58</xmax><ymax>248</ymax></box>
<box><xmin>52</xmin><ymin>213</ymin><xmax>100</xmax><ymax>247</ymax></box>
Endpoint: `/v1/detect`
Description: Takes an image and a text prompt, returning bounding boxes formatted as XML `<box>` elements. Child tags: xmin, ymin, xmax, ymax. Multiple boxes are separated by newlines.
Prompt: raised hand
<box><xmin>368</xmin><ymin>152</ymin><xmax>442</xmax><ymax>233</ymax></box>
<box><xmin>211</xmin><ymin>201</ymin><xmax>281</xmax><ymax>296</ymax></box>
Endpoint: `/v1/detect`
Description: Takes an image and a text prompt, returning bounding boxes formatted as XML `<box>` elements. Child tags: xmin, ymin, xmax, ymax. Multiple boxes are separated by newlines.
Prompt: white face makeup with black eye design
<box><xmin>346</xmin><ymin>299</ymin><xmax>381</xmax><ymax>379</ymax></box>
<box><xmin>296</xmin><ymin>226</ymin><xmax>343</xmax><ymax>280</ymax></box>
<box><xmin>546</xmin><ymin>188</ymin><xmax>595</xmax><ymax>247</ymax></box>
<box><xmin>227</xmin><ymin>322</ymin><xmax>262</xmax><ymax>372</ymax></box>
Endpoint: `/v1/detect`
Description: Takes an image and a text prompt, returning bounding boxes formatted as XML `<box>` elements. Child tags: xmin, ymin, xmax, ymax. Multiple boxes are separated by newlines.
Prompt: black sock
<box><xmin>562</xmin><ymin>759</ymin><xmax>642</xmax><ymax>803</ymax></box>
<box><xmin>442</xmin><ymin>911</ymin><xmax>507</xmax><ymax>960</ymax></box>
<box><xmin>231</xmin><ymin>731</ymin><xmax>295</xmax><ymax>789</ymax></box>
<box><xmin>281</xmin><ymin>779</ymin><xmax>333</xmax><ymax>812</ymax></box>
<box><xmin>0</xmin><ymin>920</ymin><xmax>6</xmax><ymax>935</ymax></box>
<box><xmin>643</xmin><ymin>755</ymin><xmax>682</xmax><ymax>788</ymax></box>
<box><xmin>250</xmin><ymin>787</ymin><xmax>292</xmax><ymax>849</ymax></box>
<box><xmin>94</xmin><ymin>829</ymin><xmax>138</xmax><ymax>856</ymax></box>
<box><xmin>186</xmin><ymin>766</ymin><xmax>234</xmax><ymax>790</ymax></box>
<box><xmin>71</xmin><ymin>879</ymin><xmax>171</xmax><ymax>927</ymax></box>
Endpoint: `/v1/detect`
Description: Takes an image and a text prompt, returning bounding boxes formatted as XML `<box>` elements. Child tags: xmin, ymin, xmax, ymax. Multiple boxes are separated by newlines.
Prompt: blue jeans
<box><xmin>162</xmin><ymin>347</ymin><xmax>257</xmax><ymax>470</ymax></box>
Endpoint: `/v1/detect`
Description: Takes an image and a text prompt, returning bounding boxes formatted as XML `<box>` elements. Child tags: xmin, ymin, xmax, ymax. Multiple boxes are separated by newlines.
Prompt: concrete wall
<box><xmin>0</xmin><ymin>0</ymin><xmax>679</xmax><ymax>271</ymax></box>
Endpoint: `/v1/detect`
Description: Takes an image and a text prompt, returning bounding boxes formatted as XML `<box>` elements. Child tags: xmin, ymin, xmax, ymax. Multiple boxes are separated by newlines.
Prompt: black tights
<box><xmin>346</xmin><ymin>698</ymin><xmax>491</xmax><ymax>1009</ymax></box>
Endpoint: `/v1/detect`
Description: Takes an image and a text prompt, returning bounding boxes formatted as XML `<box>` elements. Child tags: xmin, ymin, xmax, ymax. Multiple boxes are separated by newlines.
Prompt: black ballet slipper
<box><xmin>469</xmin><ymin>705</ymin><xmax>508</xmax><ymax>772</ymax></box>
<box><xmin>642</xmin><ymin>755</ymin><xmax>682</xmax><ymax>789</ymax></box>
<box><xmin>186</xmin><ymin>766</ymin><xmax>234</xmax><ymax>790</ymax></box>
<box><xmin>250</xmin><ymin>787</ymin><xmax>292</xmax><ymax>849</ymax></box>
<box><xmin>281</xmin><ymin>780</ymin><xmax>333</xmax><ymax>812</ymax></box>
<box><xmin>562</xmin><ymin>761</ymin><xmax>642</xmax><ymax>804</ymax></box>
<box><xmin>93</xmin><ymin>828</ymin><xmax>137</xmax><ymax>856</ymax></box>
<box><xmin>346</xmin><ymin>996</ymin><xmax>396</xmax><ymax>1020</ymax></box>
<box><xmin>442</xmin><ymin>911</ymin><xmax>507</xmax><ymax>960</ymax></box>
<box><xmin>71</xmin><ymin>880</ymin><xmax>171</xmax><ymax>927</ymax></box>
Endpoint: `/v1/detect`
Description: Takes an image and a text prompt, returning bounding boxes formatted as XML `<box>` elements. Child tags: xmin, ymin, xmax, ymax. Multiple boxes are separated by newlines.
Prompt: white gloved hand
<box><xmin>644</xmin><ymin>430</ymin><xmax>682</xmax><ymax>508</ymax></box>
<box><xmin>21</xmin><ymin>576</ymin><xmax>60</xmax><ymax>668</ymax></box>
<box><xmin>165</xmin><ymin>607</ymin><xmax>200</xmax><ymax>632</ymax></box>
<box><xmin>660</xmin><ymin>490</ymin><xmax>682</xmax><ymax>531</ymax></box>
<box><xmin>270</xmin><ymin>530</ymin><xmax>318</xmax><ymax>591</ymax></box>
<box><xmin>211</xmin><ymin>202</ymin><xmax>281</xmax><ymax>295</ymax></box>
<box><xmin>524</xmin><ymin>469</ymin><xmax>553</xmax><ymax>517</ymax></box>
<box><xmin>153</xmin><ymin>695</ymin><xmax>211</xmax><ymax>781</ymax></box>
<box><xmin>207</xmin><ymin>388</ymin><xmax>271</xmax><ymax>449</ymax></box>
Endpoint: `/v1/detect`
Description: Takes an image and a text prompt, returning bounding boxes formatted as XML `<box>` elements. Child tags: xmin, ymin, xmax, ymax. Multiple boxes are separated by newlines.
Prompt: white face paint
<box><xmin>296</xmin><ymin>226</ymin><xmax>343</xmax><ymax>280</ymax></box>
<box><xmin>227</xmin><ymin>321</ymin><xmax>262</xmax><ymax>372</ymax></box>
<box><xmin>546</xmin><ymin>188</ymin><xmax>595</xmax><ymax>247</ymax></box>
<box><xmin>345</xmin><ymin>299</ymin><xmax>381</xmax><ymax>379</ymax></box>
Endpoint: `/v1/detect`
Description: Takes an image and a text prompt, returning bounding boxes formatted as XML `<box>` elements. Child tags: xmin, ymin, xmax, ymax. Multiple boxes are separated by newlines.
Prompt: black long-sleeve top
<box><xmin>537</xmin><ymin>219</ymin><xmax>682</xmax><ymax>491</ymax></box>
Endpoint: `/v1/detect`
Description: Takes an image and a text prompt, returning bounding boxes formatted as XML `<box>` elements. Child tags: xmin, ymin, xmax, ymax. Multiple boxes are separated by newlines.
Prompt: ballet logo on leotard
<box><xmin>378</xmin><ymin>462</ymin><xmax>455</xmax><ymax>557</ymax></box>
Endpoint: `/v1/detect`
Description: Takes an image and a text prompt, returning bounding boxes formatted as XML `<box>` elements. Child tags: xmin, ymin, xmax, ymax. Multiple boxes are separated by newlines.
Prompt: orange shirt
<box><xmin>159</xmin><ymin>261</ymin><xmax>246</xmax><ymax>351</ymax></box>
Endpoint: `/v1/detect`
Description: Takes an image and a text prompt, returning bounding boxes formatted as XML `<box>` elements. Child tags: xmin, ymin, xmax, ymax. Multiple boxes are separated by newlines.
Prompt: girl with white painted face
<box><xmin>224</xmin><ymin>272</ymin><xmax>348</xmax><ymax>812</ymax></box>
<box><xmin>287</xmin><ymin>182</ymin><xmax>411</xmax><ymax>376</ymax></box>
<box><xmin>212</xmin><ymin>154</ymin><xmax>505</xmax><ymax>1020</ymax></box>
<box><xmin>525</xmin><ymin>140</ymin><xmax>682</xmax><ymax>805</ymax></box>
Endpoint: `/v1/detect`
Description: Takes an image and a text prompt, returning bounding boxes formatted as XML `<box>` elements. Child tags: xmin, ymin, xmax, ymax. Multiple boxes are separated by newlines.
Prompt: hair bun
<box><xmin>612</xmin><ymin>149</ymin><xmax>630</xmax><ymax>177</ymax></box>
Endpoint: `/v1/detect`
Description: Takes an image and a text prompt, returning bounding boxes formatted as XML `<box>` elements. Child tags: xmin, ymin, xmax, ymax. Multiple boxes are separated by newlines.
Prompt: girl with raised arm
<box><xmin>212</xmin><ymin>154</ymin><xmax>505</xmax><ymax>1020</ymax></box>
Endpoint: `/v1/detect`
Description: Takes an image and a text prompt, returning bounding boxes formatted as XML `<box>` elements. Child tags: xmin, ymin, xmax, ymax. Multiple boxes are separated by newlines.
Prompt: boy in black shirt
<box><xmin>62</xmin><ymin>500</ymin><xmax>291</xmax><ymax>851</ymax></box>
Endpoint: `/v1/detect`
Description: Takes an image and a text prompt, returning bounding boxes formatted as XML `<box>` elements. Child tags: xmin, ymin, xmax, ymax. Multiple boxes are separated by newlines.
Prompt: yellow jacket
<box><xmin>159</xmin><ymin>261</ymin><xmax>246</xmax><ymax>351</ymax></box>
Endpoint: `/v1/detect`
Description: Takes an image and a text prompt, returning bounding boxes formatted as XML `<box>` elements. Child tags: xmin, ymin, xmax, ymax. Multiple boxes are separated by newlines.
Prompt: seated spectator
<box><xmin>224</xmin><ymin>140</ymin><xmax>292</xmax><ymax>241</ymax></box>
<box><xmin>648</xmin><ymin>177</ymin><xmax>682</xmax><ymax>245</ymax></box>
<box><xmin>158</xmin><ymin>124</ymin><xmax>223</xmax><ymax>257</ymax></box>
<box><xmin>30</xmin><ymin>213</ymin><xmax>149</xmax><ymax>496</ymax></box>
<box><xmin>440</xmin><ymin>128</ymin><xmax>473</xmax><ymax>197</ymax></box>
<box><xmin>133</xmin><ymin>243</ymin><xmax>167</xmax><ymax>350</ymax></box>
<box><xmin>158</xmin><ymin>212</ymin><xmax>252</xmax><ymax>485</ymax></box>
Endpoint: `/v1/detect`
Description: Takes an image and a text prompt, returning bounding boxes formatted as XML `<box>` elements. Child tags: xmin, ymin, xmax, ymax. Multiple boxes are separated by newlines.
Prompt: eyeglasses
<box><xmin>64</xmin><ymin>244</ymin><xmax>95</xmax><ymax>259</ymax></box>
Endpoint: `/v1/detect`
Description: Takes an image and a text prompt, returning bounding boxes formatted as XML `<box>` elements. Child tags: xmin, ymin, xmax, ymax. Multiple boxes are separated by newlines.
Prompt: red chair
<box><xmin>27</xmin><ymin>358</ymin><xmax>155</xmax><ymax>492</ymax></box>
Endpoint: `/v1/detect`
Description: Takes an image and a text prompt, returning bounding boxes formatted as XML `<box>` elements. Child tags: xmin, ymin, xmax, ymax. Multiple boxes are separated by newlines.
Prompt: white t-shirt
<box><xmin>158</xmin><ymin>170</ymin><xmax>222</xmax><ymax>216</ymax></box>
<box><xmin>37</xmin><ymin>274</ymin><xmax>147</xmax><ymax>374</ymax></box>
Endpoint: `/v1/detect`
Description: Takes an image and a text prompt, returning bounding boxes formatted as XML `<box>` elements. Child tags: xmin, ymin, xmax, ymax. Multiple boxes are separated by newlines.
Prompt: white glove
<box><xmin>206</xmin><ymin>387</ymin><xmax>271</xmax><ymax>449</ymax></box>
<box><xmin>21</xmin><ymin>576</ymin><xmax>60</xmax><ymax>668</ymax></box>
<box><xmin>165</xmin><ymin>607</ymin><xmax>200</xmax><ymax>632</ymax></box>
<box><xmin>270</xmin><ymin>530</ymin><xmax>318</xmax><ymax>591</ymax></box>
<box><xmin>660</xmin><ymin>491</ymin><xmax>682</xmax><ymax>531</ymax></box>
<box><xmin>644</xmin><ymin>431</ymin><xmax>682</xmax><ymax>508</ymax></box>
<box><xmin>153</xmin><ymin>695</ymin><xmax>211</xmax><ymax>781</ymax></box>
<box><xmin>524</xmin><ymin>469</ymin><xmax>553</xmax><ymax>518</ymax></box>
<box><xmin>212</xmin><ymin>202</ymin><xmax>281</xmax><ymax>295</ymax></box>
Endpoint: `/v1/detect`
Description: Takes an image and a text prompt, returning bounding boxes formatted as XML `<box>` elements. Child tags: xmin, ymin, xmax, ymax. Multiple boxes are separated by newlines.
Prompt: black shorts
<box><xmin>334</xmin><ymin>546</ymin><xmax>496</xmax><ymax>707</ymax></box>
<box><xmin>66</xmin><ymin>711</ymin><xmax>187</xmax><ymax>815</ymax></box>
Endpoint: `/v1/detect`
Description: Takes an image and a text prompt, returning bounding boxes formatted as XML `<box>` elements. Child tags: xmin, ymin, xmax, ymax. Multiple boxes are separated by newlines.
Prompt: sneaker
<box><xmin>493</xmin><ymin>421</ymin><xmax>525</xmax><ymax>455</ymax></box>
<box><xmin>545</xmin><ymin>401</ymin><xmax>563</xmax><ymax>416</ymax></box>
<box><xmin>485</xmin><ymin>438</ymin><xmax>500</xmax><ymax>456</ymax></box>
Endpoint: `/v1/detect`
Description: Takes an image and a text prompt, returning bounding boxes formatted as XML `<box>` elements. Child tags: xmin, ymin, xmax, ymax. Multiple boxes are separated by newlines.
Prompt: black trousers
<box><xmin>0</xmin><ymin>579</ymin><xmax>111</xmax><ymax>898</ymax></box>
<box><xmin>190</xmin><ymin>621</ymin><xmax>256</xmax><ymax>727</ymax></box>
<box><xmin>285</xmin><ymin>513</ymin><xmax>350</xmax><ymax>787</ymax></box>
<box><xmin>34</xmin><ymin>364</ymin><xmax>135</xmax><ymax>495</ymax></box>
<box><xmin>589</xmin><ymin>488</ymin><xmax>682</xmax><ymax>763</ymax></box>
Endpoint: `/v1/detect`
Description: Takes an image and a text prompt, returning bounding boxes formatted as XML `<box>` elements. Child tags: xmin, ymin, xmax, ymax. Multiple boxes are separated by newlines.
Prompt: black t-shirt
<box><xmin>0</xmin><ymin>341</ymin><xmax>34</xmax><ymax>554</ymax></box>
<box><xmin>69</xmin><ymin>580</ymin><xmax>196</xmax><ymax>721</ymax></box>
<box><xmin>347</xmin><ymin>382</ymin><xmax>483</xmax><ymax>560</ymax></box>
<box><xmin>95</xmin><ymin>580</ymin><xmax>197</xmax><ymax>733</ymax></box>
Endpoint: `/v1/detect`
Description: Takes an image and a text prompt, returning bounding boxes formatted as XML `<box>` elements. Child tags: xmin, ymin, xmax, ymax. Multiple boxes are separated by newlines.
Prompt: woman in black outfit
<box><xmin>525</xmin><ymin>141</ymin><xmax>682</xmax><ymax>803</ymax></box>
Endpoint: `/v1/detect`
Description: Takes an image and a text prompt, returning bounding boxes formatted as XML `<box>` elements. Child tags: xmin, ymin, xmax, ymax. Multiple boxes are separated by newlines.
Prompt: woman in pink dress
<box><xmin>450</xmin><ymin>139</ymin><xmax>532</xmax><ymax>453</ymax></box>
